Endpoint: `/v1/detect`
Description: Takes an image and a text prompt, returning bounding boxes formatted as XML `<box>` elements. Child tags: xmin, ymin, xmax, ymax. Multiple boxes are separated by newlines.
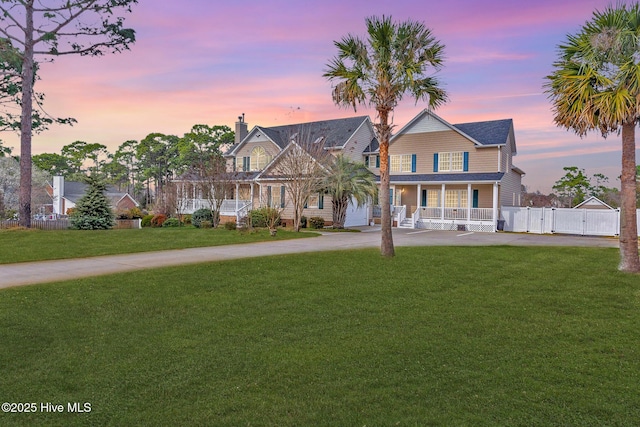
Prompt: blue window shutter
<box><xmin>280</xmin><ymin>186</ymin><xmax>285</xmax><ymax>208</ymax></box>
<box><xmin>411</xmin><ymin>154</ymin><xmax>417</xmax><ymax>173</ymax></box>
<box><xmin>232</xmin><ymin>157</ymin><xmax>237</xmax><ymax>171</ymax></box>
<box><xmin>433</xmin><ymin>153</ymin><xmax>439</xmax><ymax>172</ymax></box>
<box><xmin>304</xmin><ymin>198</ymin><xmax>308</xmax><ymax>209</ymax></box>
<box><xmin>376</xmin><ymin>155</ymin><xmax>380</xmax><ymax>168</ymax></box>
<box><xmin>267</xmin><ymin>186</ymin><xmax>272</xmax><ymax>206</ymax></box>
<box><xmin>389</xmin><ymin>188</ymin><xmax>394</xmax><ymax>205</ymax></box>
<box><xmin>473</xmin><ymin>189</ymin><xmax>479</xmax><ymax>208</ymax></box>
<box><xmin>318</xmin><ymin>193</ymin><xmax>324</xmax><ymax>209</ymax></box>
<box><xmin>365</xmin><ymin>155</ymin><xmax>369</xmax><ymax>167</ymax></box>
<box><xmin>421</xmin><ymin>189</ymin><xmax>427</xmax><ymax>207</ymax></box>
<box><xmin>463</xmin><ymin>152</ymin><xmax>469</xmax><ymax>172</ymax></box>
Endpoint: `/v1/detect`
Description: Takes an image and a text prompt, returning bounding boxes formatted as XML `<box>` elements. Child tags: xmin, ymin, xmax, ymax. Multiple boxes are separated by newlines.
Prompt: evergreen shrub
<box><xmin>162</xmin><ymin>217</ymin><xmax>181</xmax><ymax>227</ymax></box>
<box><xmin>192</xmin><ymin>208</ymin><xmax>213</xmax><ymax>228</ymax></box>
<box><xmin>308</xmin><ymin>217</ymin><xmax>325</xmax><ymax>229</ymax></box>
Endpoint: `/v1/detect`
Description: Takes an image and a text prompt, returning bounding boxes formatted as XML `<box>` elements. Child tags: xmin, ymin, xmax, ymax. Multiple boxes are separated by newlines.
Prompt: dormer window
<box><xmin>250</xmin><ymin>146</ymin><xmax>270</xmax><ymax>171</ymax></box>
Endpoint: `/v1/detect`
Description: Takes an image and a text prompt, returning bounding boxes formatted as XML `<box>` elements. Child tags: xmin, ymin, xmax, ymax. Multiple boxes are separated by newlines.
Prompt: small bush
<box><xmin>151</xmin><ymin>214</ymin><xmax>167</xmax><ymax>228</ymax></box>
<box><xmin>308</xmin><ymin>217</ymin><xmax>325</xmax><ymax>229</ymax></box>
<box><xmin>224</xmin><ymin>221</ymin><xmax>237</xmax><ymax>230</ymax></box>
<box><xmin>162</xmin><ymin>217</ymin><xmax>181</xmax><ymax>227</ymax></box>
<box><xmin>141</xmin><ymin>214</ymin><xmax>154</xmax><ymax>228</ymax></box>
<box><xmin>250</xmin><ymin>207</ymin><xmax>281</xmax><ymax>228</ymax></box>
<box><xmin>116</xmin><ymin>207</ymin><xmax>143</xmax><ymax>220</ymax></box>
<box><xmin>192</xmin><ymin>208</ymin><xmax>214</xmax><ymax>228</ymax></box>
<box><xmin>200</xmin><ymin>220</ymin><xmax>212</xmax><ymax>229</ymax></box>
<box><xmin>300</xmin><ymin>216</ymin><xmax>307</xmax><ymax>229</ymax></box>
<box><xmin>182</xmin><ymin>214</ymin><xmax>192</xmax><ymax>225</ymax></box>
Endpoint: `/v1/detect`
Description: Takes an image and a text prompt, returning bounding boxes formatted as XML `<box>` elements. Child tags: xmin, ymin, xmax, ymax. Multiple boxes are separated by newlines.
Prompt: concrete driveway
<box><xmin>0</xmin><ymin>227</ymin><xmax>619</xmax><ymax>289</ymax></box>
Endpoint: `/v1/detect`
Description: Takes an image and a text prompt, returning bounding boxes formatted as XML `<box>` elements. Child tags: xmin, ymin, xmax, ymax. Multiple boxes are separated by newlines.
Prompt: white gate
<box><xmin>501</xmin><ymin>207</ymin><xmax>626</xmax><ymax>236</ymax></box>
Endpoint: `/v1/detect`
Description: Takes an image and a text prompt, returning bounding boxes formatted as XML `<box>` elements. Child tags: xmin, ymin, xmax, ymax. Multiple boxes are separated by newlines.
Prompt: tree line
<box><xmin>29</xmin><ymin>124</ymin><xmax>234</xmax><ymax>207</ymax></box>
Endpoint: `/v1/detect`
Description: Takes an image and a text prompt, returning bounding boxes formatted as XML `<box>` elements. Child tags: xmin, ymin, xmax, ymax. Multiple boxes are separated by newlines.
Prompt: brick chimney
<box><xmin>235</xmin><ymin>113</ymin><xmax>248</xmax><ymax>145</ymax></box>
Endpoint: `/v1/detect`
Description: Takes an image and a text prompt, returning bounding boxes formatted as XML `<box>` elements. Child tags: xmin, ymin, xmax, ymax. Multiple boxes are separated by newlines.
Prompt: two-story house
<box><xmin>177</xmin><ymin>115</ymin><xmax>378</xmax><ymax>227</ymax></box>
<box><xmin>366</xmin><ymin>110</ymin><xmax>524</xmax><ymax>232</ymax></box>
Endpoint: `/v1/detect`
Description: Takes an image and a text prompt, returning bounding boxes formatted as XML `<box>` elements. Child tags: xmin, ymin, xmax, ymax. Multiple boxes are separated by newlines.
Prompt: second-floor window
<box><xmin>434</xmin><ymin>151</ymin><xmax>469</xmax><ymax>172</ymax></box>
<box><xmin>365</xmin><ymin>155</ymin><xmax>380</xmax><ymax>168</ymax></box>
<box><xmin>250</xmin><ymin>146</ymin><xmax>271</xmax><ymax>171</ymax></box>
<box><xmin>390</xmin><ymin>154</ymin><xmax>416</xmax><ymax>173</ymax></box>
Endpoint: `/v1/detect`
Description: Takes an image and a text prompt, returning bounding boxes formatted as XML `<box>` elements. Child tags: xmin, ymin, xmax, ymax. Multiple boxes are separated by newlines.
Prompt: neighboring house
<box><xmin>573</xmin><ymin>196</ymin><xmax>615</xmax><ymax>210</ymax></box>
<box><xmin>175</xmin><ymin>115</ymin><xmax>377</xmax><ymax>227</ymax></box>
<box><xmin>366</xmin><ymin>110</ymin><xmax>525</xmax><ymax>232</ymax></box>
<box><xmin>50</xmin><ymin>176</ymin><xmax>139</xmax><ymax>216</ymax></box>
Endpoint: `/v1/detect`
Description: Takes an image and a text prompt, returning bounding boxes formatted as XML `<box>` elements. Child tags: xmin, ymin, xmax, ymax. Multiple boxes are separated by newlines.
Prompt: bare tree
<box><xmin>0</xmin><ymin>0</ymin><xmax>137</xmax><ymax>227</ymax></box>
<box><xmin>271</xmin><ymin>128</ymin><xmax>330</xmax><ymax>231</ymax></box>
<box><xmin>198</xmin><ymin>154</ymin><xmax>236</xmax><ymax>228</ymax></box>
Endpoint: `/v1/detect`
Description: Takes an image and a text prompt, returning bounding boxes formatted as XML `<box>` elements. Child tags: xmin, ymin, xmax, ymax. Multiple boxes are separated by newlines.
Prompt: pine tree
<box><xmin>70</xmin><ymin>176</ymin><xmax>115</xmax><ymax>230</ymax></box>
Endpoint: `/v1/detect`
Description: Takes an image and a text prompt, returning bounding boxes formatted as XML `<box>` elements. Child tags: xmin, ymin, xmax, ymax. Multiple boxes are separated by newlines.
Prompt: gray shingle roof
<box><xmin>256</xmin><ymin>116</ymin><xmax>370</xmax><ymax>149</ymax></box>
<box><xmin>376</xmin><ymin>172</ymin><xmax>505</xmax><ymax>183</ymax></box>
<box><xmin>63</xmin><ymin>181</ymin><xmax>132</xmax><ymax>204</ymax></box>
<box><xmin>453</xmin><ymin>119</ymin><xmax>512</xmax><ymax>146</ymax></box>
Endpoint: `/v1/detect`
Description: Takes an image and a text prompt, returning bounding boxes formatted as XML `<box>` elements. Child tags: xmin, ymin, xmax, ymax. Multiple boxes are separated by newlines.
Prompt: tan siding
<box><xmin>389</xmin><ymin>131</ymin><xmax>499</xmax><ymax>174</ymax></box>
<box><xmin>254</xmin><ymin>183</ymin><xmax>333</xmax><ymax>224</ymax></box>
<box><xmin>342</xmin><ymin>120</ymin><xmax>375</xmax><ymax>162</ymax></box>
<box><xmin>395</xmin><ymin>185</ymin><xmax>418</xmax><ymax>214</ymax></box>
<box><xmin>474</xmin><ymin>184</ymin><xmax>494</xmax><ymax>209</ymax></box>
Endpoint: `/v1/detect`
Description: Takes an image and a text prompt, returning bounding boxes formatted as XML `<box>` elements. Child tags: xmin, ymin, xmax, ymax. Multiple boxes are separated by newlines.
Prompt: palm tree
<box><xmin>324</xmin><ymin>155</ymin><xmax>378</xmax><ymax>229</ymax></box>
<box><xmin>545</xmin><ymin>3</ymin><xmax>640</xmax><ymax>272</ymax></box>
<box><xmin>324</xmin><ymin>15</ymin><xmax>447</xmax><ymax>257</ymax></box>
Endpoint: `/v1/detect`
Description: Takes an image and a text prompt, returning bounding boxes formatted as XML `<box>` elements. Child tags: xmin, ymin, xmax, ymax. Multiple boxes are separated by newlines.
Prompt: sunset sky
<box><xmin>2</xmin><ymin>0</ymin><xmax>626</xmax><ymax>192</ymax></box>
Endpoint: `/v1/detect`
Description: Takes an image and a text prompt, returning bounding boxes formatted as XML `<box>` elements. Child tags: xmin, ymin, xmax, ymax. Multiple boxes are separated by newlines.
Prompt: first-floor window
<box><xmin>427</xmin><ymin>190</ymin><xmax>440</xmax><ymax>207</ymax></box>
<box><xmin>307</xmin><ymin>193</ymin><xmax>319</xmax><ymax>209</ymax></box>
<box><xmin>267</xmin><ymin>186</ymin><xmax>284</xmax><ymax>208</ymax></box>
<box><xmin>445</xmin><ymin>190</ymin><xmax>468</xmax><ymax>208</ymax></box>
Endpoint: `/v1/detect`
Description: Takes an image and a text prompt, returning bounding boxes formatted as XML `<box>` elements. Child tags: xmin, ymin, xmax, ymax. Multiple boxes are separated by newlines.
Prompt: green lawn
<box><xmin>0</xmin><ymin>227</ymin><xmax>317</xmax><ymax>264</ymax></box>
<box><xmin>1</xmin><ymin>246</ymin><xmax>639</xmax><ymax>426</ymax></box>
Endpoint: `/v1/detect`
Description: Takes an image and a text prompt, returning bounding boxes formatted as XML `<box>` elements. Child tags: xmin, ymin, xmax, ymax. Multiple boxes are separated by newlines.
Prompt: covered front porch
<box><xmin>384</xmin><ymin>180</ymin><xmax>501</xmax><ymax>232</ymax></box>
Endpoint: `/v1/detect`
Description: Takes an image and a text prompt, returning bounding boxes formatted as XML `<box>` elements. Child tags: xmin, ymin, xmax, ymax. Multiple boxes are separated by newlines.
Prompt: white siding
<box><xmin>402</xmin><ymin>112</ymin><xmax>451</xmax><ymax>134</ymax></box>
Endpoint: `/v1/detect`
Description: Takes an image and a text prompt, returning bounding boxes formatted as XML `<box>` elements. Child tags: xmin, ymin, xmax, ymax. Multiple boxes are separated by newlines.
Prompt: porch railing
<box><xmin>417</xmin><ymin>207</ymin><xmax>493</xmax><ymax>221</ymax></box>
<box><xmin>184</xmin><ymin>199</ymin><xmax>251</xmax><ymax>215</ymax></box>
<box><xmin>395</xmin><ymin>205</ymin><xmax>407</xmax><ymax>225</ymax></box>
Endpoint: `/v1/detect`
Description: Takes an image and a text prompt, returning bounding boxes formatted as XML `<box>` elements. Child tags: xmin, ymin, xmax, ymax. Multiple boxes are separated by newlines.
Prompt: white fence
<box><xmin>500</xmin><ymin>207</ymin><xmax>637</xmax><ymax>236</ymax></box>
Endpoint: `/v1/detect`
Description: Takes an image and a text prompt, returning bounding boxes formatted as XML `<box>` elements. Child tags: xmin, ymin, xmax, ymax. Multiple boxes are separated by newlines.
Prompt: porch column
<box><xmin>235</xmin><ymin>183</ymin><xmax>240</xmax><ymax>221</ymax></box>
<box><xmin>250</xmin><ymin>183</ymin><xmax>254</xmax><ymax>209</ymax></box>
<box><xmin>440</xmin><ymin>183</ymin><xmax>446</xmax><ymax>221</ymax></box>
<box><xmin>416</xmin><ymin>184</ymin><xmax>422</xmax><ymax>209</ymax></box>
<box><xmin>467</xmin><ymin>183</ymin><xmax>472</xmax><ymax>223</ymax></box>
<box><xmin>492</xmin><ymin>182</ymin><xmax>499</xmax><ymax>231</ymax></box>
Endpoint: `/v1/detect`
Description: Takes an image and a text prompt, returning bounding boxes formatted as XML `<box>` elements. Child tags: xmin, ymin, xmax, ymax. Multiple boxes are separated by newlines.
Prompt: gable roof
<box><xmin>227</xmin><ymin>116</ymin><xmax>371</xmax><ymax>156</ymax></box>
<box><xmin>390</xmin><ymin>109</ymin><xmax>514</xmax><ymax>149</ymax></box>
<box><xmin>255</xmin><ymin>139</ymin><xmax>332</xmax><ymax>180</ymax></box>
<box><xmin>573</xmin><ymin>196</ymin><xmax>614</xmax><ymax>210</ymax></box>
